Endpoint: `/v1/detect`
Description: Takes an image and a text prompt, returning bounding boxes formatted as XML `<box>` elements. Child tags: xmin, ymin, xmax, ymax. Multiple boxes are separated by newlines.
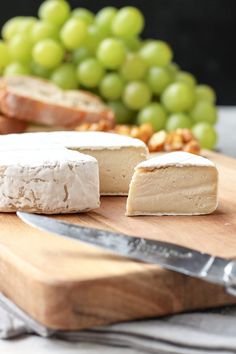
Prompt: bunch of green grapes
<box><xmin>0</xmin><ymin>0</ymin><xmax>218</xmax><ymax>149</ymax></box>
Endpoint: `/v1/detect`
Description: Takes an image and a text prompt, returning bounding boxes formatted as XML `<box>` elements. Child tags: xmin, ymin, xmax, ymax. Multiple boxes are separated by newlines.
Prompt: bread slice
<box><xmin>0</xmin><ymin>114</ymin><xmax>27</xmax><ymax>134</ymax></box>
<box><xmin>0</xmin><ymin>76</ymin><xmax>115</xmax><ymax>128</ymax></box>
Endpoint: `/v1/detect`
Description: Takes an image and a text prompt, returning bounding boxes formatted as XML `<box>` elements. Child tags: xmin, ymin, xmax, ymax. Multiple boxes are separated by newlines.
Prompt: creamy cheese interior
<box><xmin>126</xmin><ymin>153</ymin><xmax>218</xmax><ymax>216</ymax></box>
<box><xmin>77</xmin><ymin>147</ymin><xmax>147</xmax><ymax>195</ymax></box>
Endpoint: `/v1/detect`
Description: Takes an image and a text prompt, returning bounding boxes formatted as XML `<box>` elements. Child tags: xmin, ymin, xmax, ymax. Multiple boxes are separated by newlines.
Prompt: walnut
<box><xmin>164</xmin><ymin>132</ymin><xmax>183</xmax><ymax>151</ymax></box>
<box><xmin>148</xmin><ymin>130</ymin><xmax>167</xmax><ymax>152</ymax></box>
<box><xmin>177</xmin><ymin>128</ymin><xmax>195</xmax><ymax>143</ymax></box>
<box><xmin>183</xmin><ymin>140</ymin><xmax>201</xmax><ymax>154</ymax></box>
<box><xmin>138</xmin><ymin>123</ymin><xmax>154</xmax><ymax>143</ymax></box>
<box><xmin>75</xmin><ymin>123</ymin><xmax>90</xmax><ymax>131</ymax></box>
<box><xmin>98</xmin><ymin>119</ymin><xmax>113</xmax><ymax>131</ymax></box>
<box><xmin>75</xmin><ymin>119</ymin><xmax>111</xmax><ymax>132</ymax></box>
<box><xmin>74</xmin><ymin>121</ymin><xmax>201</xmax><ymax>155</ymax></box>
<box><xmin>113</xmin><ymin>125</ymin><xmax>131</xmax><ymax>135</ymax></box>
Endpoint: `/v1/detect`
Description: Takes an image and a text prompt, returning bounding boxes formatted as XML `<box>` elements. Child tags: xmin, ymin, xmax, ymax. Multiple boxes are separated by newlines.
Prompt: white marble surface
<box><xmin>0</xmin><ymin>107</ymin><xmax>236</xmax><ymax>353</ymax></box>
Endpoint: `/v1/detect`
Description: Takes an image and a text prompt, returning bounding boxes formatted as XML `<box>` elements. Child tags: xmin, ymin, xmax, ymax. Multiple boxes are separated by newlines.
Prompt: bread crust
<box><xmin>0</xmin><ymin>77</ymin><xmax>115</xmax><ymax>128</ymax></box>
<box><xmin>0</xmin><ymin>115</ymin><xmax>27</xmax><ymax>134</ymax></box>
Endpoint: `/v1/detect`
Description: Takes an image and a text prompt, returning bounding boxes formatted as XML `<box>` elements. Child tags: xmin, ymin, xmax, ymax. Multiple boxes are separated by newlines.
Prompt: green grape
<box><xmin>97</xmin><ymin>38</ymin><xmax>126</xmax><ymax>69</ymax></box>
<box><xmin>112</xmin><ymin>7</ymin><xmax>144</xmax><ymax>38</ymax></box>
<box><xmin>31</xmin><ymin>62</ymin><xmax>53</xmax><ymax>78</ymax></box>
<box><xmin>8</xmin><ymin>34</ymin><xmax>32</xmax><ymax>62</ymax></box>
<box><xmin>167</xmin><ymin>62</ymin><xmax>180</xmax><ymax>76</ymax></box>
<box><xmin>1</xmin><ymin>17</ymin><xmax>24</xmax><ymax>41</ymax></box>
<box><xmin>72</xmin><ymin>8</ymin><xmax>94</xmax><ymax>25</ymax></box>
<box><xmin>17</xmin><ymin>17</ymin><xmax>37</xmax><ymax>35</ymax></box>
<box><xmin>120</xmin><ymin>53</ymin><xmax>147</xmax><ymax>81</ymax></box>
<box><xmin>176</xmin><ymin>71</ymin><xmax>196</xmax><ymax>88</ymax></box>
<box><xmin>195</xmin><ymin>84</ymin><xmax>216</xmax><ymax>104</ymax></box>
<box><xmin>137</xmin><ymin>103</ymin><xmax>167</xmax><ymax>131</ymax></box>
<box><xmin>72</xmin><ymin>47</ymin><xmax>91</xmax><ymax>64</ymax></box>
<box><xmin>95</xmin><ymin>7</ymin><xmax>117</xmax><ymax>36</ymax></box>
<box><xmin>190</xmin><ymin>101</ymin><xmax>218</xmax><ymax>125</ymax></box>
<box><xmin>166</xmin><ymin>113</ymin><xmax>192</xmax><ymax>131</ymax></box>
<box><xmin>60</xmin><ymin>18</ymin><xmax>87</xmax><ymax>50</ymax></box>
<box><xmin>147</xmin><ymin>66</ymin><xmax>173</xmax><ymax>95</ymax></box>
<box><xmin>0</xmin><ymin>41</ymin><xmax>10</xmax><ymax>69</ymax></box>
<box><xmin>33</xmin><ymin>39</ymin><xmax>64</xmax><ymax>69</ymax></box>
<box><xmin>161</xmin><ymin>82</ymin><xmax>195</xmax><ymax>113</ymax></box>
<box><xmin>31</xmin><ymin>21</ymin><xmax>59</xmax><ymax>43</ymax></box>
<box><xmin>140</xmin><ymin>40</ymin><xmax>173</xmax><ymax>67</ymax></box>
<box><xmin>123</xmin><ymin>81</ymin><xmax>152</xmax><ymax>110</ymax></box>
<box><xmin>2</xmin><ymin>17</ymin><xmax>37</xmax><ymax>40</ymax></box>
<box><xmin>122</xmin><ymin>37</ymin><xmax>141</xmax><ymax>52</ymax></box>
<box><xmin>4</xmin><ymin>62</ymin><xmax>30</xmax><ymax>76</ymax></box>
<box><xmin>192</xmin><ymin>122</ymin><xmax>217</xmax><ymax>149</ymax></box>
<box><xmin>51</xmin><ymin>63</ymin><xmax>78</xmax><ymax>89</ymax></box>
<box><xmin>85</xmin><ymin>25</ymin><xmax>104</xmax><ymax>54</ymax></box>
<box><xmin>99</xmin><ymin>73</ymin><xmax>124</xmax><ymax>100</ymax></box>
<box><xmin>107</xmin><ymin>101</ymin><xmax>134</xmax><ymax>124</ymax></box>
<box><xmin>38</xmin><ymin>0</ymin><xmax>70</xmax><ymax>26</ymax></box>
<box><xmin>77</xmin><ymin>58</ymin><xmax>104</xmax><ymax>88</ymax></box>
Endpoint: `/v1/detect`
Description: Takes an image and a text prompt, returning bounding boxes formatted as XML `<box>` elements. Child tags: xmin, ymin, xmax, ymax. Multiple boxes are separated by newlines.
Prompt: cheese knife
<box><xmin>17</xmin><ymin>211</ymin><xmax>236</xmax><ymax>297</ymax></box>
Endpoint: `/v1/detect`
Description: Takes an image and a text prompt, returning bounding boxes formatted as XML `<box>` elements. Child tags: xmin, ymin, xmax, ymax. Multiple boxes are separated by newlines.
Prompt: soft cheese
<box><xmin>126</xmin><ymin>151</ymin><xmax>218</xmax><ymax>216</ymax></box>
<box><xmin>0</xmin><ymin>147</ymin><xmax>100</xmax><ymax>213</ymax></box>
<box><xmin>64</xmin><ymin>132</ymin><xmax>149</xmax><ymax>195</ymax></box>
<box><xmin>0</xmin><ymin>132</ymin><xmax>148</xmax><ymax>195</ymax></box>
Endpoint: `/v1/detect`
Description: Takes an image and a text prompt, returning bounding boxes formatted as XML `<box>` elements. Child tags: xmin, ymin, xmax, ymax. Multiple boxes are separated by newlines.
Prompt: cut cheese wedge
<box><xmin>126</xmin><ymin>151</ymin><xmax>218</xmax><ymax>216</ymax></box>
<box><xmin>0</xmin><ymin>147</ymin><xmax>100</xmax><ymax>214</ymax></box>
<box><xmin>0</xmin><ymin>132</ymin><xmax>148</xmax><ymax>195</ymax></box>
<box><xmin>49</xmin><ymin>131</ymin><xmax>149</xmax><ymax>195</ymax></box>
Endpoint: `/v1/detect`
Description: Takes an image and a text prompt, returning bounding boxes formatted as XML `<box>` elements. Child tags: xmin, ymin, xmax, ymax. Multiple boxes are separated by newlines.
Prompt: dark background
<box><xmin>0</xmin><ymin>0</ymin><xmax>235</xmax><ymax>105</ymax></box>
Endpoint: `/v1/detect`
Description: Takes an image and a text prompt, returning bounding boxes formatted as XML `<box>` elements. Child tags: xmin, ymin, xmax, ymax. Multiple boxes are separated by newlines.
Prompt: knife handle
<box><xmin>224</xmin><ymin>260</ymin><xmax>236</xmax><ymax>296</ymax></box>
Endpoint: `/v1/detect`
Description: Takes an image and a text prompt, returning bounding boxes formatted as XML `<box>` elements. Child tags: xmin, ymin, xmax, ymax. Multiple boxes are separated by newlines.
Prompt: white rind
<box><xmin>0</xmin><ymin>131</ymin><xmax>147</xmax><ymax>150</ymax></box>
<box><xmin>126</xmin><ymin>152</ymin><xmax>218</xmax><ymax>217</ymax></box>
<box><xmin>0</xmin><ymin>148</ymin><xmax>100</xmax><ymax>214</ymax></box>
<box><xmin>137</xmin><ymin>151</ymin><xmax>215</xmax><ymax>170</ymax></box>
<box><xmin>0</xmin><ymin>131</ymin><xmax>148</xmax><ymax>195</ymax></box>
<box><xmin>49</xmin><ymin>131</ymin><xmax>147</xmax><ymax>150</ymax></box>
<box><xmin>0</xmin><ymin>148</ymin><xmax>95</xmax><ymax>165</ymax></box>
<box><xmin>0</xmin><ymin>144</ymin><xmax>62</xmax><ymax>152</ymax></box>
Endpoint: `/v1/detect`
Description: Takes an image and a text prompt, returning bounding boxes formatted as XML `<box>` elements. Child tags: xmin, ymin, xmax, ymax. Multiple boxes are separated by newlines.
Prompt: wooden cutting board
<box><xmin>0</xmin><ymin>150</ymin><xmax>236</xmax><ymax>331</ymax></box>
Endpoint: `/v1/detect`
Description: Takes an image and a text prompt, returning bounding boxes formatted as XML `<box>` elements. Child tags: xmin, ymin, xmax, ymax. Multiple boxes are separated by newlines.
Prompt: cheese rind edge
<box><xmin>0</xmin><ymin>148</ymin><xmax>100</xmax><ymax>214</ymax></box>
<box><xmin>126</xmin><ymin>152</ymin><xmax>218</xmax><ymax>216</ymax></box>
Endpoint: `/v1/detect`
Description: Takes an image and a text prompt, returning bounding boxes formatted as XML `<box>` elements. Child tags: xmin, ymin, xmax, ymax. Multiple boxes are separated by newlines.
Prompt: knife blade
<box><xmin>17</xmin><ymin>211</ymin><xmax>236</xmax><ymax>297</ymax></box>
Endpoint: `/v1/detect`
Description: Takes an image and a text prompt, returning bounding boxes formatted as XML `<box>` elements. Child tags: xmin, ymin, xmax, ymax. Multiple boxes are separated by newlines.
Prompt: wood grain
<box><xmin>0</xmin><ymin>150</ymin><xmax>236</xmax><ymax>330</ymax></box>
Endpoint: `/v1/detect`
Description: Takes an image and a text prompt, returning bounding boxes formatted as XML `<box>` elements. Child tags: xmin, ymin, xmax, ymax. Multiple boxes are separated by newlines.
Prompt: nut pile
<box><xmin>148</xmin><ymin>129</ymin><xmax>200</xmax><ymax>154</ymax></box>
<box><xmin>75</xmin><ymin>121</ymin><xmax>201</xmax><ymax>155</ymax></box>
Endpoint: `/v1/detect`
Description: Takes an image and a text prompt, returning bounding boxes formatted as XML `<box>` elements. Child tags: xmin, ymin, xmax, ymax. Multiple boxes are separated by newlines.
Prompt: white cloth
<box><xmin>1</xmin><ymin>293</ymin><xmax>236</xmax><ymax>354</ymax></box>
